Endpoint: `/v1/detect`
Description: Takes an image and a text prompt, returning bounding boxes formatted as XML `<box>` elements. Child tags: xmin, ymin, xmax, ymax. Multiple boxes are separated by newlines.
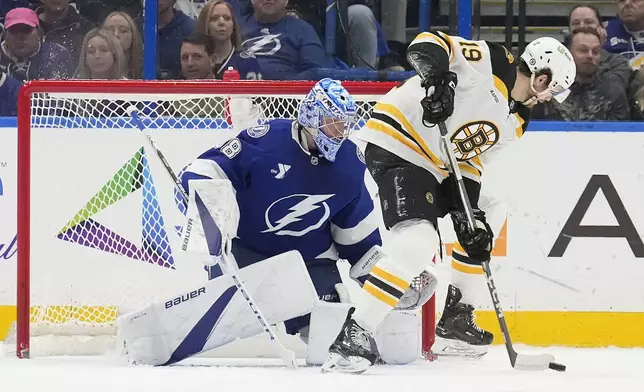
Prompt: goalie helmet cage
<box><xmin>14</xmin><ymin>79</ymin><xmax>436</xmax><ymax>360</ymax></box>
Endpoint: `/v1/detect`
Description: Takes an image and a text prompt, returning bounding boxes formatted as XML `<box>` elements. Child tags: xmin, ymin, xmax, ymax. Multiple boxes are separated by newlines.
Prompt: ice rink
<box><xmin>1</xmin><ymin>346</ymin><xmax>642</xmax><ymax>392</ymax></box>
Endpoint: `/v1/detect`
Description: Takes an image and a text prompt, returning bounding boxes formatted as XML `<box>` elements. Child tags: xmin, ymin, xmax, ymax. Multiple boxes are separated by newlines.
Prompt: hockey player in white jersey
<box><xmin>321</xmin><ymin>35</ymin><xmax>575</xmax><ymax>373</ymax></box>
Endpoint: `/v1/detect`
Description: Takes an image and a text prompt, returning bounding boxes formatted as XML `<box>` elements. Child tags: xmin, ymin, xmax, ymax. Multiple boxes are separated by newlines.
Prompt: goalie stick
<box><xmin>438</xmin><ymin>122</ymin><xmax>566</xmax><ymax>373</ymax></box>
<box><xmin>127</xmin><ymin>107</ymin><xmax>298</xmax><ymax>369</ymax></box>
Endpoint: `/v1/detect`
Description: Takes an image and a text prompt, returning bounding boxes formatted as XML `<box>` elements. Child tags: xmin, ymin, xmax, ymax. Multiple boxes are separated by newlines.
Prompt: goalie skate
<box><xmin>431</xmin><ymin>285</ymin><xmax>493</xmax><ymax>359</ymax></box>
<box><xmin>321</xmin><ymin>308</ymin><xmax>379</xmax><ymax>374</ymax></box>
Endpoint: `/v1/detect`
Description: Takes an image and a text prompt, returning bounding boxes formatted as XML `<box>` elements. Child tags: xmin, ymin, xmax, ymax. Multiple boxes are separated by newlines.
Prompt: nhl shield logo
<box><xmin>450</xmin><ymin>121</ymin><xmax>500</xmax><ymax>161</ymax></box>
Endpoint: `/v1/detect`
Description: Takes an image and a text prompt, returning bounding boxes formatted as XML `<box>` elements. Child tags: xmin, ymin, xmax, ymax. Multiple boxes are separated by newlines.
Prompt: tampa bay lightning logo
<box><xmin>241</xmin><ymin>33</ymin><xmax>282</xmax><ymax>57</ymax></box>
<box><xmin>262</xmin><ymin>194</ymin><xmax>334</xmax><ymax>237</ymax></box>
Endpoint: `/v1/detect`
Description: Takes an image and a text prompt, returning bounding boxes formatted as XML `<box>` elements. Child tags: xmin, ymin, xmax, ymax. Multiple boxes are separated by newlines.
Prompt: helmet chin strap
<box><xmin>521</xmin><ymin>73</ymin><xmax>553</xmax><ymax>106</ymax></box>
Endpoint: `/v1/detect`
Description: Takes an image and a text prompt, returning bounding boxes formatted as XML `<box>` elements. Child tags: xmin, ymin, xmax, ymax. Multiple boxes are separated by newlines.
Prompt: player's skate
<box><xmin>321</xmin><ymin>308</ymin><xmax>379</xmax><ymax>374</ymax></box>
<box><xmin>431</xmin><ymin>284</ymin><xmax>493</xmax><ymax>358</ymax></box>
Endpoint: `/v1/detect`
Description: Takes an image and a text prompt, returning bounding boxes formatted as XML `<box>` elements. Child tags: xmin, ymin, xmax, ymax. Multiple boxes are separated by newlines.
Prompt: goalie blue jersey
<box><xmin>180</xmin><ymin>119</ymin><xmax>382</xmax><ymax>265</ymax></box>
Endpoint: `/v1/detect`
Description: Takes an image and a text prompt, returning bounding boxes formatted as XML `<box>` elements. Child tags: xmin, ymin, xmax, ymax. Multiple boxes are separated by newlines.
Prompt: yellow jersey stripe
<box><xmin>437</xmin><ymin>32</ymin><xmax>456</xmax><ymax>63</ymax></box>
<box><xmin>364</xmin><ymin>282</ymin><xmax>399</xmax><ymax>307</ymax></box>
<box><xmin>371</xmin><ymin>266</ymin><xmax>410</xmax><ymax>292</ymax></box>
<box><xmin>515</xmin><ymin>112</ymin><xmax>526</xmax><ymax>138</ymax></box>
<box><xmin>373</xmin><ymin>103</ymin><xmax>447</xmax><ymax>174</ymax></box>
<box><xmin>451</xmin><ymin>259</ymin><xmax>485</xmax><ymax>275</ymax></box>
<box><xmin>469</xmin><ymin>156</ymin><xmax>484</xmax><ymax>173</ymax></box>
<box><xmin>458</xmin><ymin>161</ymin><xmax>482</xmax><ymax>180</ymax></box>
<box><xmin>365</xmin><ymin>119</ymin><xmax>432</xmax><ymax>164</ymax></box>
<box><xmin>493</xmin><ymin>75</ymin><xmax>509</xmax><ymax>101</ymax></box>
<box><xmin>412</xmin><ymin>32</ymin><xmax>451</xmax><ymax>57</ymax></box>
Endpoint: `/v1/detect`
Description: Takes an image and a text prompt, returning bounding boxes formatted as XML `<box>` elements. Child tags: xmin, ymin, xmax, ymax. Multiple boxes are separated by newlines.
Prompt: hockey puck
<box><xmin>548</xmin><ymin>362</ymin><xmax>566</xmax><ymax>372</ymax></box>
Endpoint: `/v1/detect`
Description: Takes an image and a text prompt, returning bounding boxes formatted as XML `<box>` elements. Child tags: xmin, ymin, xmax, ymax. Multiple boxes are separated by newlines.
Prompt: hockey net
<box><xmin>11</xmin><ymin>80</ymin><xmax>435</xmax><ymax>359</ymax></box>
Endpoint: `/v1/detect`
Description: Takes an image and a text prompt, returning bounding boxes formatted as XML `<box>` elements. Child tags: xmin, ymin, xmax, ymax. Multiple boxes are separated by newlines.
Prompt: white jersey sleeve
<box><xmin>356</xmin><ymin>32</ymin><xmax>529</xmax><ymax>184</ymax></box>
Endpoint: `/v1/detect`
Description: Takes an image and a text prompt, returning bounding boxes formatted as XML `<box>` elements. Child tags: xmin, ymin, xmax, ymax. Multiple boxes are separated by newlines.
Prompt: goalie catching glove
<box><xmin>450</xmin><ymin>209</ymin><xmax>494</xmax><ymax>263</ymax></box>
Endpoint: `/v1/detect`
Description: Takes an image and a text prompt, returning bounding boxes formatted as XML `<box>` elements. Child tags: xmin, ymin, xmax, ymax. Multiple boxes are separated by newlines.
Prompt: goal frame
<box><xmin>15</xmin><ymin>79</ymin><xmax>435</xmax><ymax>359</ymax></box>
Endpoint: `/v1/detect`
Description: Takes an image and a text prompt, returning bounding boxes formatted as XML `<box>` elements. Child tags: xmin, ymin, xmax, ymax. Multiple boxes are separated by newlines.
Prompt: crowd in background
<box><xmin>1</xmin><ymin>0</ymin><xmax>644</xmax><ymax>123</ymax></box>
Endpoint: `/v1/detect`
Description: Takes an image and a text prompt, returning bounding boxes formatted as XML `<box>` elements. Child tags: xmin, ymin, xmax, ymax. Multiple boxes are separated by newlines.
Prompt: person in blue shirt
<box><xmin>603</xmin><ymin>0</ymin><xmax>644</xmax><ymax>64</ymax></box>
<box><xmin>239</xmin><ymin>0</ymin><xmax>327</xmax><ymax>80</ymax></box>
<box><xmin>195</xmin><ymin>0</ymin><xmax>261</xmax><ymax>79</ymax></box>
<box><xmin>0</xmin><ymin>70</ymin><xmax>21</xmax><ymax>116</ymax></box>
<box><xmin>136</xmin><ymin>0</ymin><xmax>197</xmax><ymax>79</ymax></box>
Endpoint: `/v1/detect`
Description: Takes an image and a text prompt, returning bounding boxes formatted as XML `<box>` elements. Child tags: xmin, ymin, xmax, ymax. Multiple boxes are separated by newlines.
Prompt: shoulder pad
<box><xmin>246</xmin><ymin>124</ymin><xmax>271</xmax><ymax>138</ymax></box>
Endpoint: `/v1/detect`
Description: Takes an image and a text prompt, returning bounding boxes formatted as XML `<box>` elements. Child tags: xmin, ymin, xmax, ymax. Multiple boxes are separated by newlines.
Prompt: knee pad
<box><xmin>388</xmin><ymin>219</ymin><xmax>440</xmax><ymax>274</ymax></box>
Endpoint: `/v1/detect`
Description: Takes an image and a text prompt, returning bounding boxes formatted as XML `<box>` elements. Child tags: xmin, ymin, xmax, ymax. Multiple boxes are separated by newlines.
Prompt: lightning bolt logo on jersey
<box><xmin>263</xmin><ymin>194</ymin><xmax>334</xmax><ymax>237</ymax></box>
<box><xmin>242</xmin><ymin>33</ymin><xmax>282</xmax><ymax>57</ymax></box>
<box><xmin>180</xmin><ymin>120</ymin><xmax>381</xmax><ymax>265</ymax></box>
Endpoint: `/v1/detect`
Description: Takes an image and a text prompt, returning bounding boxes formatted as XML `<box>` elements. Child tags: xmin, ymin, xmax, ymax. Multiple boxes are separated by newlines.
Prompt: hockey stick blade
<box><xmin>512</xmin><ymin>352</ymin><xmax>557</xmax><ymax>371</ymax></box>
<box><xmin>127</xmin><ymin>108</ymin><xmax>298</xmax><ymax>369</ymax></box>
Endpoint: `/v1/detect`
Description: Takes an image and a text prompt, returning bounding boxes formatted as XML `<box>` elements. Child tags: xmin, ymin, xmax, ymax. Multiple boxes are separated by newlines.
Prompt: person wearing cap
<box><xmin>0</xmin><ymin>7</ymin><xmax>73</xmax><ymax>82</ymax></box>
<box><xmin>36</xmin><ymin>0</ymin><xmax>94</xmax><ymax>64</ymax></box>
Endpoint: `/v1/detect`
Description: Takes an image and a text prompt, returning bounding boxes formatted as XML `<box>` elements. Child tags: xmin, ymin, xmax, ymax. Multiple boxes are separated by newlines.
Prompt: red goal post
<box><xmin>14</xmin><ymin>79</ymin><xmax>436</xmax><ymax>359</ymax></box>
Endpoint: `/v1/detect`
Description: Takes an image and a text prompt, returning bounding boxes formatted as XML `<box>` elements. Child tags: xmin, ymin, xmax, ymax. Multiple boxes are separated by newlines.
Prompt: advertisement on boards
<box><xmin>0</xmin><ymin>126</ymin><xmax>642</xmax><ymax>347</ymax></box>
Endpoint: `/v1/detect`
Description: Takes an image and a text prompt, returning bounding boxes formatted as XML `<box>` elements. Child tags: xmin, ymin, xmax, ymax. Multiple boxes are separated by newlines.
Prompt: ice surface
<box><xmin>1</xmin><ymin>346</ymin><xmax>642</xmax><ymax>392</ymax></box>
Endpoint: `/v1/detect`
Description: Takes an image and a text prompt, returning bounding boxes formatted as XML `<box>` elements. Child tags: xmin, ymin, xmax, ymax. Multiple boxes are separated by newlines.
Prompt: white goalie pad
<box><xmin>181</xmin><ymin>179</ymin><xmax>239</xmax><ymax>265</ymax></box>
<box><xmin>116</xmin><ymin>250</ymin><xmax>317</xmax><ymax>366</ymax></box>
<box><xmin>305</xmin><ymin>301</ymin><xmax>353</xmax><ymax>365</ymax></box>
<box><xmin>376</xmin><ymin>310</ymin><xmax>421</xmax><ymax>365</ymax></box>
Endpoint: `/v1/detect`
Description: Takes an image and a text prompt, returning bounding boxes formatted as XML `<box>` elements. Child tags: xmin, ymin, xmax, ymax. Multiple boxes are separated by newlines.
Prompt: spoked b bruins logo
<box><xmin>450</xmin><ymin>121</ymin><xmax>499</xmax><ymax>161</ymax></box>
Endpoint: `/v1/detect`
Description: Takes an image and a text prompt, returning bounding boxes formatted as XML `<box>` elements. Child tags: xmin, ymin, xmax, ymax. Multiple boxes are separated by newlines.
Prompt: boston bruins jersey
<box><xmin>356</xmin><ymin>32</ymin><xmax>530</xmax><ymax>183</ymax></box>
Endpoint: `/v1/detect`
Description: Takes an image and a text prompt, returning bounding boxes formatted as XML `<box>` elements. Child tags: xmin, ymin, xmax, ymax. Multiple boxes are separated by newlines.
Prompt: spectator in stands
<box><xmin>0</xmin><ymin>70</ymin><xmax>22</xmax><ymax>116</ymax></box>
<box><xmin>0</xmin><ymin>8</ymin><xmax>73</xmax><ymax>81</ymax></box>
<box><xmin>74</xmin><ymin>0</ymin><xmax>142</xmax><ymax>26</ymax></box>
<box><xmin>170</xmin><ymin>34</ymin><xmax>224</xmax><ymax>117</ymax></box>
<box><xmin>177</xmin><ymin>0</ymin><xmax>241</xmax><ymax>19</ymax></box>
<box><xmin>149</xmin><ymin>0</ymin><xmax>197</xmax><ymax>79</ymax></box>
<box><xmin>36</xmin><ymin>0</ymin><xmax>94</xmax><ymax>64</ymax></box>
<box><xmin>532</xmin><ymin>27</ymin><xmax>630</xmax><ymax>121</ymax></box>
<box><xmin>604</xmin><ymin>0</ymin><xmax>644</xmax><ymax>67</ymax></box>
<box><xmin>630</xmin><ymin>67</ymin><xmax>644</xmax><ymax>119</ymax></box>
<box><xmin>180</xmin><ymin>34</ymin><xmax>216</xmax><ymax>79</ymax></box>
<box><xmin>345</xmin><ymin>0</ymin><xmax>379</xmax><ymax>69</ymax></box>
<box><xmin>566</xmin><ymin>4</ymin><xmax>632</xmax><ymax>88</ymax></box>
<box><xmin>75</xmin><ymin>28</ymin><xmax>126</xmax><ymax>79</ymax></box>
<box><xmin>289</xmin><ymin>0</ymin><xmax>403</xmax><ymax>71</ymax></box>
<box><xmin>102</xmin><ymin>11</ymin><xmax>142</xmax><ymax>79</ymax></box>
<box><xmin>196</xmin><ymin>0</ymin><xmax>261</xmax><ymax>79</ymax></box>
<box><xmin>239</xmin><ymin>0</ymin><xmax>327</xmax><ymax>80</ymax></box>
<box><xmin>1</xmin><ymin>0</ymin><xmax>30</xmax><ymax>22</ymax></box>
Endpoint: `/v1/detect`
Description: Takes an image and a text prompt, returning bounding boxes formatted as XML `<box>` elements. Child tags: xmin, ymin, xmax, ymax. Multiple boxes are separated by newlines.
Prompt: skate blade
<box><xmin>321</xmin><ymin>352</ymin><xmax>371</xmax><ymax>374</ymax></box>
<box><xmin>431</xmin><ymin>336</ymin><xmax>489</xmax><ymax>359</ymax></box>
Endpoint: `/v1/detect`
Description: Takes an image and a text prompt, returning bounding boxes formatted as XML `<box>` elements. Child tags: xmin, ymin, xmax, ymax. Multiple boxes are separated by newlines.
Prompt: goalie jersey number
<box><xmin>221</xmin><ymin>138</ymin><xmax>242</xmax><ymax>159</ymax></box>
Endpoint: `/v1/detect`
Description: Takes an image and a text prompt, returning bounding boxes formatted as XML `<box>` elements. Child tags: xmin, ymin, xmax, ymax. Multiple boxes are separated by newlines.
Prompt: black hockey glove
<box><xmin>420</xmin><ymin>71</ymin><xmax>457</xmax><ymax>126</ymax></box>
<box><xmin>450</xmin><ymin>209</ymin><xmax>494</xmax><ymax>263</ymax></box>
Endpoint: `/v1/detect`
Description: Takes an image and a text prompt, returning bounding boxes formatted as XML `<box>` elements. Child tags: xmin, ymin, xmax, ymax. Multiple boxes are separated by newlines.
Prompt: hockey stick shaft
<box><xmin>438</xmin><ymin>122</ymin><xmax>561</xmax><ymax>371</ymax></box>
<box><xmin>128</xmin><ymin>108</ymin><xmax>298</xmax><ymax>369</ymax></box>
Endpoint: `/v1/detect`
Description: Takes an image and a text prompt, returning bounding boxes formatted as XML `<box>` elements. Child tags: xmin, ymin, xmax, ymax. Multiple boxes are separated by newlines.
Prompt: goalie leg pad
<box><xmin>376</xmin><ymin>309</ymin><xmax>421</xmax><ymax>365</ymax></box>
<box><xmin>305</xmin><ymin>301</ymin><xmax>353</xmax><ymax>365</ymax></box>
<box><xmin>284</xmin><ymin>258</ymin><xmax>343</xmax><ymax>335</ymax></box>
<box><xmin>117</xmin><ymin>250</ymin><xmax>317</xmax><ymax>366</ymax></box>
